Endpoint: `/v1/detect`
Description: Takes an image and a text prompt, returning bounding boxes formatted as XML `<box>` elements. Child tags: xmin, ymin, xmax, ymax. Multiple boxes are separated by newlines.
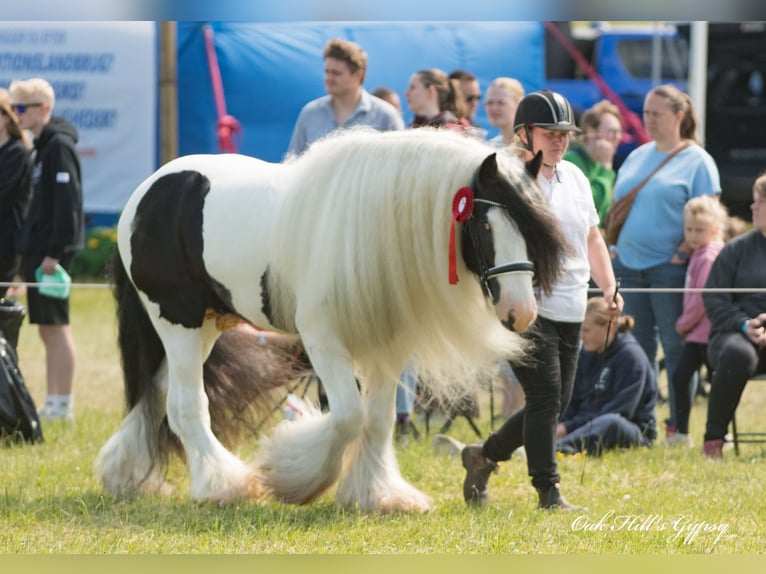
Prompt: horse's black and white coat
<box><xmin>96</xmin><ymin>128</ymin><xmax>568</xmax><ymax>512</ymax></box>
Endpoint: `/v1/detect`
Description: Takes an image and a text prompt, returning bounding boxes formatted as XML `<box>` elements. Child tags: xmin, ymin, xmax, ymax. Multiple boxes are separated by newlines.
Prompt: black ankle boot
<box><xmin>461</xmin><ymin>443</ymin><xmax>498</xmax><ymax>506</ymax></box>
<box><xmin>536</xmin><ymin>483</ymin><xmax>584</xmax><ymax>511</ymax></box>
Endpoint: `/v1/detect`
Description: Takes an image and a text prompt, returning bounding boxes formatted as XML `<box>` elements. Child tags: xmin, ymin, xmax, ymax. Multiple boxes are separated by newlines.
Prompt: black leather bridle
<box><xmin>463</xmin><ymin>196</ymin><xmax>535</xmax><ymax>304</ymax></box>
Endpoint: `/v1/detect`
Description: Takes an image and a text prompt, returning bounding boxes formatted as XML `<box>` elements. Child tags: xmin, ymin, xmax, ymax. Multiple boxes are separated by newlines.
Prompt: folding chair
<box><xmin>730</xmin><ymin>373</ymin><xmax>766</xmax><ymax>456</ymax></box>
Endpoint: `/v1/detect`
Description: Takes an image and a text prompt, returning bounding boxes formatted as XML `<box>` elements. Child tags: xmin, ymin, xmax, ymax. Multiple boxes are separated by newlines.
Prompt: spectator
<box><xmin>405</xmin><ymin>69</ymin><xmax>469</xmax><ymax>133</ymax></box>
<box><xmin>0</xmin><ymin>88</ymin><xmax>33</xmax><ymax>300</ymax></box>
<box><xmin>701</xmin><ymin>172</ymin><xmax>766</xmax><ymax>460</ymax></box>
<box><xmin>371</xmin><ymin>86</ymin><xmax>402</xmax><ymax>113</ymax></box>
<box><xmin>484</xmin><ymin>77</ymin><xmax>524</xmax><ymax>147</ymax></box>
<box><xmin>557</xmin><ymin>298</ymin><xmax>657</xmax><ymax>455</ymax></box>
<box><xmin>564</xmin><ymin>99</ymin><xmax>624</xmax><ymax>229</ymax></box>
<box><xmin>9</xmin><ymin>78</ymin><xmax>83</xmax><ymax>423</ymax></box>
<box><xmin>724</xmin><ymin>215</ymin><xmax>748</xmax><ymax>242</ymax></box>
<box><xmin>448</xmin><ymin>69</ymin><xmax>486</xmax><ymax>138</ymax></box>
<box><xmin>460</xmin><ymin>90</ymin><xmax>622</xmax><ymax>510</ymax></box>
<box><xmin>610</xmin><ymin>84</ymin><xmax>721</xmax><ymax>436</ymax></box>
<box><xmin>395</xmin><ymin>358</ymin><xmax>419</xmax><ymax>444</ymax></box>
<box><xmin>287</xmin><ymin>38</ymin><xmax>404</xmax><ymax>156</ymax></box>
<box><xmin>664</xmin><ymin>196</ymin><xmax>727</xmax><ymax>447</ymax></box>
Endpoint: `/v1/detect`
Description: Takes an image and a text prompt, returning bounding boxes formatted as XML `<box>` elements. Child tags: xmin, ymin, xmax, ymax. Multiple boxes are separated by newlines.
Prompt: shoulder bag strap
<box><xmin>624</xmin><ymin>139</ymin><xmax>692</xmax><ymax>201</ymax></box>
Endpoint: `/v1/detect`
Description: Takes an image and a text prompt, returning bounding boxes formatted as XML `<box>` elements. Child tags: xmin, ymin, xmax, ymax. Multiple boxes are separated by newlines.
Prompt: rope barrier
<box><xmin>2</xmin><ymin>281</ymin><xmax>766</xmax><ymax>293</ymax></box>
<box><xmin>0</xmin><ymin>281</ymin><xmax>112</xmax><ymax>290</ymax></box>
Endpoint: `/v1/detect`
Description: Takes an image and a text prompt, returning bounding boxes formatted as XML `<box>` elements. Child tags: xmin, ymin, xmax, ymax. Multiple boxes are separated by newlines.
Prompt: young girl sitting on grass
<box><xmin>664</xmin><ymin>195</ymin><xmax>729</xmax><ymax>447</ymax></box>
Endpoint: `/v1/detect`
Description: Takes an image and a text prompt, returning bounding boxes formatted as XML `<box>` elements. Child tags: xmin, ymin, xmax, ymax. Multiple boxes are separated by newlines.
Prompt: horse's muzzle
<box><xmin>498</xmin><ymin>304</ymin><xmax>537</xmax><ymax>333</ymax></box>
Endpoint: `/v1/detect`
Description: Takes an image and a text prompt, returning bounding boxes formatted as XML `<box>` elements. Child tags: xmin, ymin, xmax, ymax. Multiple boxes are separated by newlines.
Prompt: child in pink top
<box><xmin>665</xmin><ymin>196</ymin><xmax>728</xmax><ymax>446</ymax></box>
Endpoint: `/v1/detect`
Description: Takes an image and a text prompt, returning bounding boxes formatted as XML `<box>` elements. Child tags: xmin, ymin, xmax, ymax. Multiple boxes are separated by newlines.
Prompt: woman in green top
<box><xmin>564</xmin><ymin>100</ymin><xmax>623</xmax><ymax>230</ymax></box>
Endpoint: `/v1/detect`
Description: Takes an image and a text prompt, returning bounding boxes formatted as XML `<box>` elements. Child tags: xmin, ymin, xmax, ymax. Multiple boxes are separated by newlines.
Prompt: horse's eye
<box><xmin>483</xmin><ymin>223</ymin><xmax>491</xmax><ymax>231</ymax></box>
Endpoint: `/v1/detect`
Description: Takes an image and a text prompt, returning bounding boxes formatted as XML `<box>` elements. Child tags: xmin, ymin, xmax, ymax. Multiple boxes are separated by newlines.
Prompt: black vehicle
<box><xmin>701</xmin><ymin>22</ymin><xmax>766</xmax><ymax>220</ymax></box>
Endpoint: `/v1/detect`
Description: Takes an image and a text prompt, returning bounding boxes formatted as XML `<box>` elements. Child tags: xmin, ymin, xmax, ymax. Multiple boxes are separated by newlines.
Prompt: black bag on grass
<box><xmin>0</xmin><ymin>300</ymin><xmax>43</xmax><ymax>444</ymax></box>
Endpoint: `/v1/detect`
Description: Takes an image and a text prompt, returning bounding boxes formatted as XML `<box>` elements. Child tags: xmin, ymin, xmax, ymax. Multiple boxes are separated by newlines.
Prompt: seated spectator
<box><xmin>701</xmin><ymin>173</ymin><xmax>766</xmax><ymax>460</ymax></box>
<box><xmin>664</xmin><ymin>196</ymin><xmax>727</xmax><ymax>447</ymax></box>
<box><xmin>556</xmin><ymin>298</ymin><xmax>657</xmax><ymax>456</ymax></box>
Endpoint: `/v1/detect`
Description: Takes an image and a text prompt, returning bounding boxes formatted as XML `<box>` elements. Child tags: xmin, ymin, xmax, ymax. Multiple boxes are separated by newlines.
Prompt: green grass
<box><xmin>2</xmin><ymin>287</ymin><xmax>765</xmax><ymax>554</ymax></box>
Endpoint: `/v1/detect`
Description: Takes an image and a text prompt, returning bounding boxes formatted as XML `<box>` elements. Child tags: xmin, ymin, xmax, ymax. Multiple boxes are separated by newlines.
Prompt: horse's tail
<box><xmin>112</xmin><ymin>250</ymin><xmax>165</xmax><ymax>411</ymax></box>
<box><xmin>110</xmin><ymin>250</ymin><xmax>172</xmax><ymax>473</ymax></box>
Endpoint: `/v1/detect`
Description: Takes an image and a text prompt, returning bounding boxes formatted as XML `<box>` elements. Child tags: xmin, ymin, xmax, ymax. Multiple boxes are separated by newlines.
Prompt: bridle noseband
<box><xmin>463</xmin><ymin>195</ymin><xmax>535</xmax><ymax>304</ymax></box>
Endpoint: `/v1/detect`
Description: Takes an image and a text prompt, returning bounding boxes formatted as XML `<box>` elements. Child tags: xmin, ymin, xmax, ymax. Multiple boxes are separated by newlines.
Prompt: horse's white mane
<box><xmin>269</xmin><ymin>128</ymin><xmax>529</xmax><ymax>397</ymax></box>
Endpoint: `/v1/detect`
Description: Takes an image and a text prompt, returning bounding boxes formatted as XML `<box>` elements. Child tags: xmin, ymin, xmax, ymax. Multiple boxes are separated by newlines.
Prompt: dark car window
<box><xmin>617</xmin><ymin>37</ymin><xmax>689</xmax><ymax>81</ymax></box>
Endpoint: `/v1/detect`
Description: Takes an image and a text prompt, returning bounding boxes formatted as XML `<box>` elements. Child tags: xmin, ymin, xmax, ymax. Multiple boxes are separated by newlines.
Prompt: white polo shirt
<box><xmin>535</xmin><ymin>159</ymin><xmax>599</xmax><ymax>323</ymax></box>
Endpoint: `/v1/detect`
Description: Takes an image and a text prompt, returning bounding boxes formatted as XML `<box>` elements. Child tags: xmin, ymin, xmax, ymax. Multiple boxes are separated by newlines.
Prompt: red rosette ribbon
<box><xmin>449</xmin><ymin>186</ymin><xmax>474</xmax><ymax>284</ymax></box>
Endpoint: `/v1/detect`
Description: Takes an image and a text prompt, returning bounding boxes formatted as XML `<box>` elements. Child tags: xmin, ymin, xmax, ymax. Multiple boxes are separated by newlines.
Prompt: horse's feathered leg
<box><xmin>94</xmin><ymin>367</ymin><xmax>171</xmax><ymax>498</ymax></box>
<box><xmin>156</xmin><ymin>315</ymin><xmax>264</xmax><ymax>503</ymax></box>
<box><xmin>254</xmin><ymin>330</ymin><xmax>362</xmax><ymax>504</ymax></box>
<box><xmin>335</xmin><ymin>363</ymin><xmax>432</xmax><ymax>513</ymax></box>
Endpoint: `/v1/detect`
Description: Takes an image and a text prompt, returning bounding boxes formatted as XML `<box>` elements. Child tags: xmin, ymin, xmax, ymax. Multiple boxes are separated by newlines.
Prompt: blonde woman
<box><xmin>484</xmin><ymin>77</ymin><xmax>524</xmax><ymax>147</ymax></box>
<box><xmin>0</xmin><ymin>88</ymin><xmax>33</xmax><ymax>299</ymax></box>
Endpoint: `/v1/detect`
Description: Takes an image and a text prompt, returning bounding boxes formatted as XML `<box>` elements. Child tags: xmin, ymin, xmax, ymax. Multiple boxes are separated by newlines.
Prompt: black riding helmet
<box><xmin>513</xmin><ymin>89</ymin><xmax>581</xmax><ymax>153</ymax></box>
<box><xmin>513</xmin><ymin>89</ymin><xmax>581</xmax><ymax>133</ymax></box>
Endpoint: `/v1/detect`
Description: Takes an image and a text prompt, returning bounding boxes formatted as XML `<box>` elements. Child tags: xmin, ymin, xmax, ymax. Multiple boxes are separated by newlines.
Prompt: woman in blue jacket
<box><xmin>557</xmin><ymin>297</ymin><xmax>658</xmax><ymax>455</ymax></box>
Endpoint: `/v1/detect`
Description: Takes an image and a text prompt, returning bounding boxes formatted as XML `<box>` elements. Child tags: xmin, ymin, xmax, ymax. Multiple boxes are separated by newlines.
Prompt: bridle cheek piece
<box><xmin>463</xmin><ymin>196</ymin><xmax>535</xmax><ymax>304</ymax></box>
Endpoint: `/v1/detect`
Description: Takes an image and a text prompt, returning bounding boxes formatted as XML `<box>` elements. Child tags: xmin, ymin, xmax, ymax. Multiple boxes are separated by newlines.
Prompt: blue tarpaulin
<box><xmin>177</xmin><ymin>21</ymin><xmax>545</xmax><ymax>162</ymax></box>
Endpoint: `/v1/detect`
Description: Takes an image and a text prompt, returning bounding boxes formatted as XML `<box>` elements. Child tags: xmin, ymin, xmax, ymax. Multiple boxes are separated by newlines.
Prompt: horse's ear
<box><xmin>477</xmin><ymin>153</ymin><xmax>499</xmax><ymax>187</ymax></box>
<box><xmin>525</xmin><ymin>151</ymin><xmax>543</xmax><ymax>179</ymax></box>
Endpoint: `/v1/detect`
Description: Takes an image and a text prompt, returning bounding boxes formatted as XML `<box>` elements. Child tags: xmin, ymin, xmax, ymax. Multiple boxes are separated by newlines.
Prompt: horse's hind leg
<box><xmin>335</xmin><ymin>364</ymin><xmax>432</xmax><ymax>513</ymax></box>
<box><xmin>157</xmin><ymin>318</ymin><xmax>263</xmax><ymax>503</ymax></box>
<box><xmin>254</xmin><ymin>331</ymin><xmax>363</xmax><ymax>504</ymax></box>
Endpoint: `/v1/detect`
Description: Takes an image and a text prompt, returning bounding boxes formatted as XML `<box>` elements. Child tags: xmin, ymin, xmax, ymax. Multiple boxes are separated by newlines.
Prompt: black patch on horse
<box><xmin>129</xmin><ymin>171</ymin><xmax>234</xmax><ymax>328</ymax></box>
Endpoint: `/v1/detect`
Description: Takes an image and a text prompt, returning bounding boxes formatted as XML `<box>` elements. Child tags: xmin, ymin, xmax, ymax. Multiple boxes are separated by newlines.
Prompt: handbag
<box><xmin>603</xmin><ymin>140</ymin><xmax>691</xmax><ymax>246</ymax></box>
<box><xmin>1</xmin><ymin>302</ymin><xmax>44</xmax><ymax>444</ymax></box>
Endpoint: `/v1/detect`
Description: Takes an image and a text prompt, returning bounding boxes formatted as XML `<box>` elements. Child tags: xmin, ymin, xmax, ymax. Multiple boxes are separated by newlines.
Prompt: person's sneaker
<box><xmin>536</xmin><ymin>483</ymin><xmax>585</xmax><ymax>511</ymax></box>
<box><xmin>461</xmin><ymin>443</ymin><xmax>497</xmax><ymax>506</ymax></box>
<box><xmin>663</xmin><ymin>433</ymin><xmax>694</xmax><ymax>448</ymax></box>
<box><xmin>702</xmin><ymin>439</ymin><xmax>724</xmax><ymax>461</ymax></box>
<box><xmin>431</xmin><ymin>433</ymin><xmax>464</xmax><ymax>457</ymax></box>
<box><xmin>38</xmin><ymin>405</ymin><xmax>74</xmax><ymax>424</ymax></box>
<box><xmin>665</xmin><ymin>423</ymin><xmax>678</xmax><ymax>439</ymax></box>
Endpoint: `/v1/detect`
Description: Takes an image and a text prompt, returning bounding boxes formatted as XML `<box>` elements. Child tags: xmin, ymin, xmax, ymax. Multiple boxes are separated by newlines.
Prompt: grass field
<box><xmin>2</xmin><ymin>286</ymin><xmax>765</xmax><ymax>554</ymax></box>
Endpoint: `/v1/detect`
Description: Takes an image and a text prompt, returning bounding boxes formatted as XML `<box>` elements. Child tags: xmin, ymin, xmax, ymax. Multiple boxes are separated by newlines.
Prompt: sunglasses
<box><xmin>465</xmin><ymin>95</ymin><xmax>482</xmax><ymax>103</ymax></box>
<box><xmin>11</xmin><ymin>102</ymin><xmax>44</xmax><ymax>114</ymax></box>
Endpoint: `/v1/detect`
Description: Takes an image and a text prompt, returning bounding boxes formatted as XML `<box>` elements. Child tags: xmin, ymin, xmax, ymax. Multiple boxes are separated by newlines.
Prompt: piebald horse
<box><xmin>95</xmin><ymin>128</ymin><xmax>568</xmax><ymax>512</ymax></box>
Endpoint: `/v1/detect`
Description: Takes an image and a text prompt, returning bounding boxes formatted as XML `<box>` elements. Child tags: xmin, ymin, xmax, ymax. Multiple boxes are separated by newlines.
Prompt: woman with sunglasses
<box><xmin>0</xmin><ymin>89</ymin><xmax>33</xmax><ymax>300</ymax></box>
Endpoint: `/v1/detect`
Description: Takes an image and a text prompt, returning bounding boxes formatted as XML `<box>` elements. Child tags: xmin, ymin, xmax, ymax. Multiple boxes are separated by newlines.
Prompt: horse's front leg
<box><xmin>254</xmin><ymin>330</ymin><xmax>362</xmax><ymax>504</ymax></box>
<box><xmin>158</xmin><ymin>319</ymin><xmax>262</xmax><ymax>502</ymax></box>
<box><xmin>335</xmin><ymin>364</ymin><xmax>432</xmax><ymax>513</ymax></box>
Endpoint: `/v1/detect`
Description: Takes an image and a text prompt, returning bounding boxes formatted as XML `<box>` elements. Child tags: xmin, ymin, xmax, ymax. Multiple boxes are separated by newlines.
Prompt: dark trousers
<box><xmin>705</xmin><ymin>332</ymin><xmax>766</xmax><ymax>441</ymax></box>
<box><xmin>557</xmin><ymin>413</ymin><xmax>649</xmax><ymax>456</ymax></box>
<box><xmin>483</xmin><ymin>316</ymin><xmax>581</xmax><ymax>490</ymax></box>
<box><xmin>671</xmin><ymin>341</ymin><xmax>709</xmax><ymax>434</ymax></box>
